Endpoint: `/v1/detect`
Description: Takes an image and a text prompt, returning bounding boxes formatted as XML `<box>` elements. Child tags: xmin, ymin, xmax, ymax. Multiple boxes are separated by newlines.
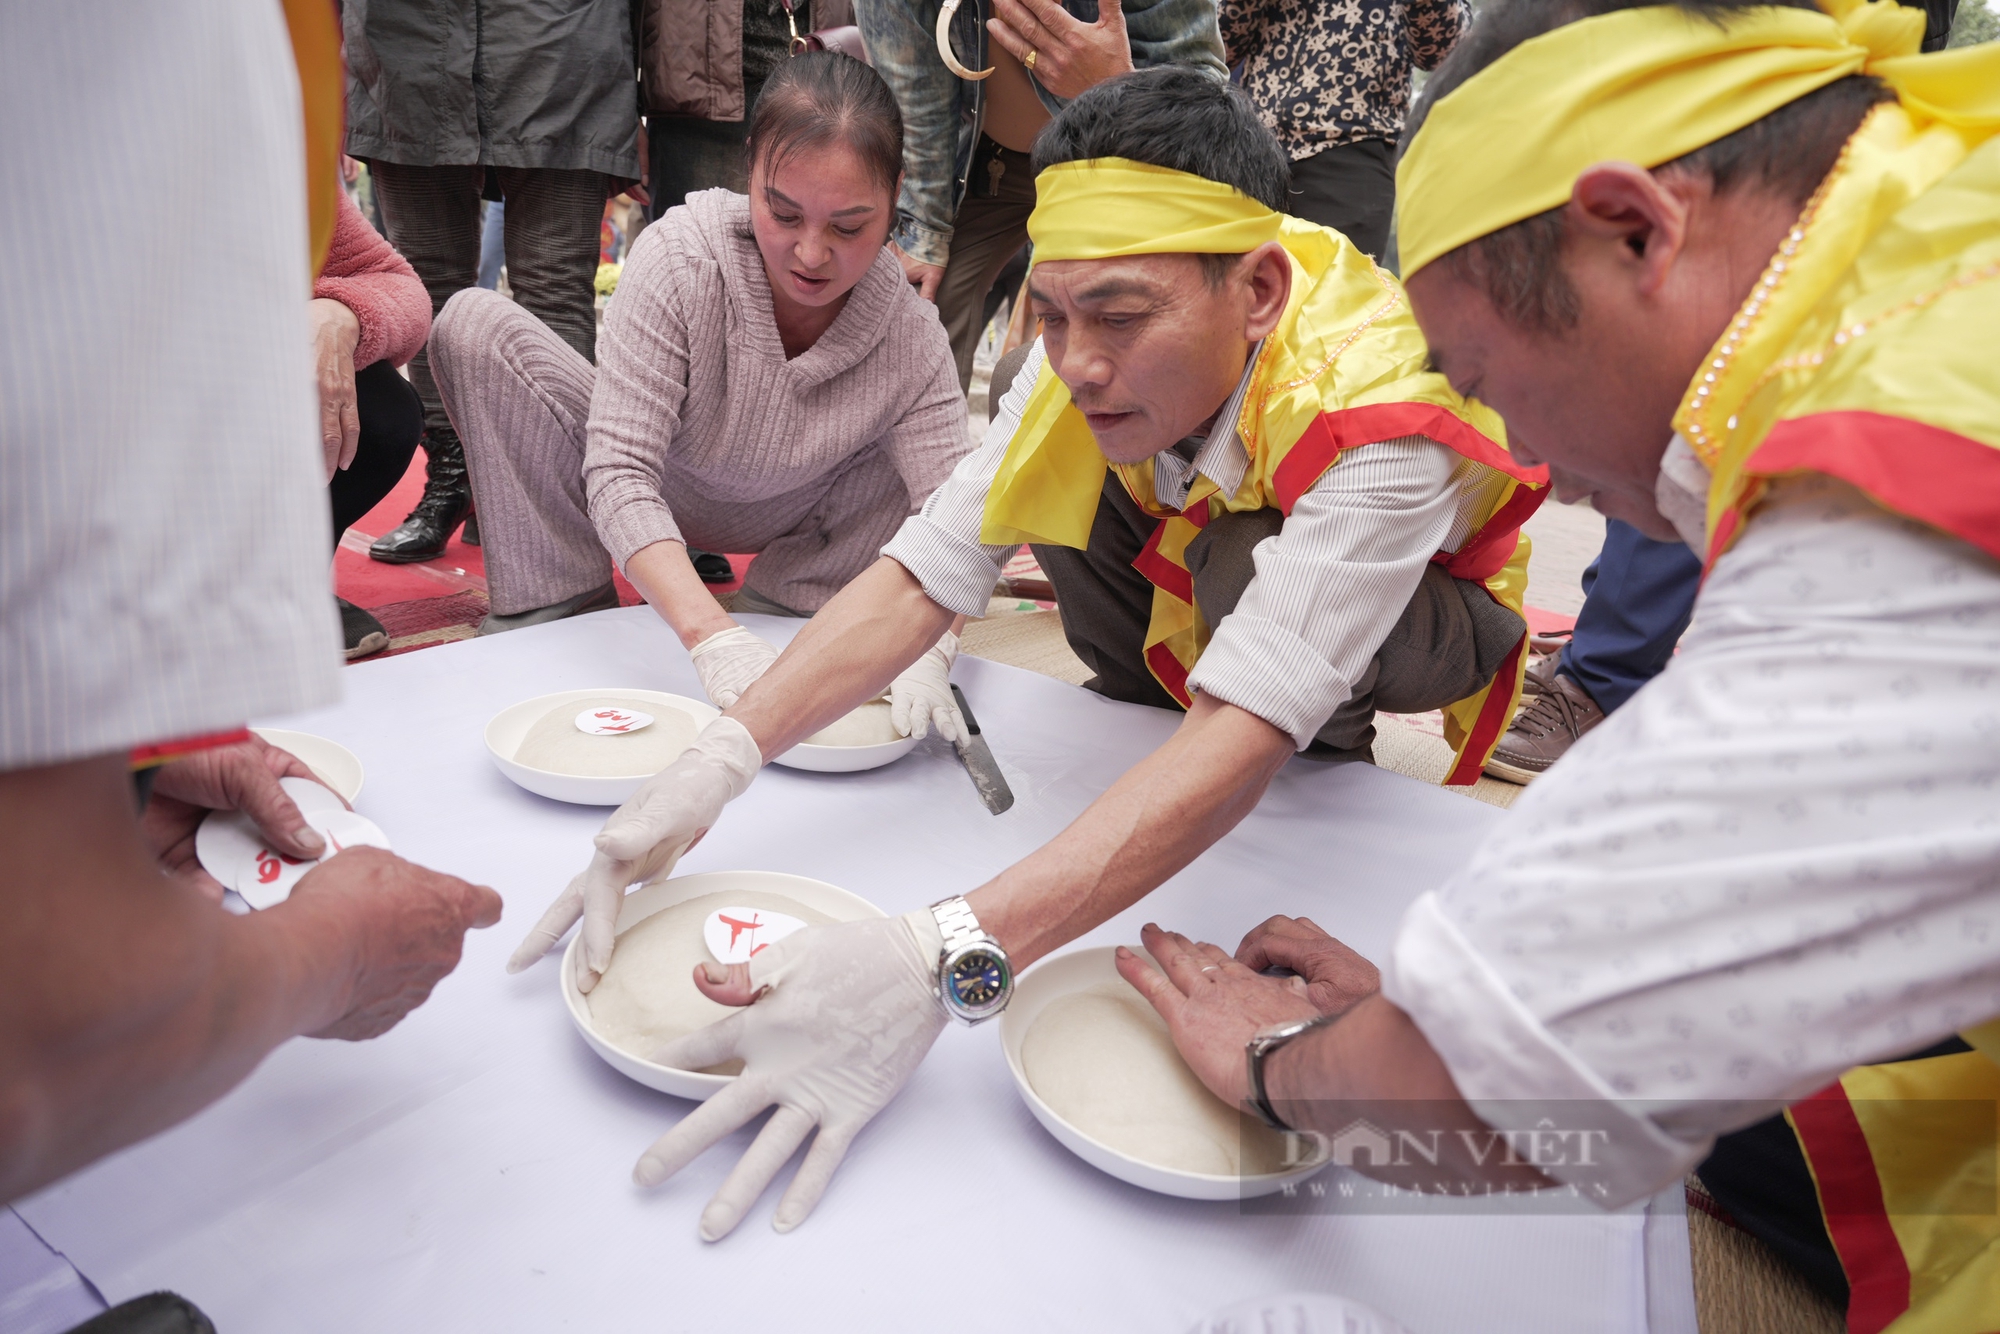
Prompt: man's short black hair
<box><xmin>1033</xmin><ymin>68</ymin><xmax>1291</xmax><ymax>280</ymax></box>
<box><xmin>1400</xmin><ymin>0</ymin><xmax>1893</xmax><ymax>333</ymax></box>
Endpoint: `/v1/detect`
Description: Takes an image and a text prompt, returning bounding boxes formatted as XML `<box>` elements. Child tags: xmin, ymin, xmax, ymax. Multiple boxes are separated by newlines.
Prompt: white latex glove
<box><xmin>688</xmin><ymin>624</ymin><xmax>781</xmax><ymax>709</ymax></box>
<box><xmin>639</xmin><ymin>908</ymin><xmax>948</xmax><ymax>1240</ymax></box>
<box><xmin>887</xmin><ymin>630</ymin><xmax>965</xmax><ymax>743</ymax></box>
<box><xmin>506</xmin><ymin>716</ymin><xmax>763</xmax><ymax>991</ymax></box>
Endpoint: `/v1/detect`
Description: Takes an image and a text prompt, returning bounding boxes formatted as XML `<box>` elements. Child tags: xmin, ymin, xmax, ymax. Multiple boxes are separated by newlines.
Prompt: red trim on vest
<box><xmin>1751</xmin><ymin>411</ymin><xmax>2000</xmax><ymax>562</ymax></box>
<box><xmin>1442</xmin><ymin>621</ymin><xmax>1526</xmax><ymax>786</ymax></box>
<box><xmin>1272</xmin><ymin>404</ymin><xmax>1542</xmax><ymax>514</ymax></box>
<box><xmin>1133</xmin><ymin>516</ymin><xmax>1196</xmax><ymax>605</ymax></box>
<box><xmin>1435</xmin><ymin>483</ymin><xmax>1547</xmax><ymax>583</ymax></box>
<box><xmin>1146</xmin><ymin>640</ymin><xmax>1193</xmax><ymax>708</ymax></box>
<box><xmin>1789</xmin><ymin>1084</ymin><xmax>1912</xmax><ymax>1334</ymax></box>
<box><xmin>129</xmin><ymin>727</ymin><xmax>253</xmax><ymax>771</ymax></box>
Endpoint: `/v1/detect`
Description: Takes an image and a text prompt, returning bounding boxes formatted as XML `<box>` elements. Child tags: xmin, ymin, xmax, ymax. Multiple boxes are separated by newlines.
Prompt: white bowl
<box><xmin>252</xmin><ymin>728</ymin><xmax>364</xmax><ymax>803</ymax></box>
<box><xmin>770</xmin><ymin>733</ymin><xmax>920</xmax><ymax>773</ymax></box>
<box><xmin>1000</xmin><ymin>946</ymin><xmax>1332</xmax><ymax>1201</ymax></box>
<box><xmin>484</xmin><ymin>689</ymin><xmax>719</xmax><ymax>805</ymax></box>
<box><xmin>560</xmin><ymin>870</ymin><xmax>887</xmax><ymax>1101</ymax></box>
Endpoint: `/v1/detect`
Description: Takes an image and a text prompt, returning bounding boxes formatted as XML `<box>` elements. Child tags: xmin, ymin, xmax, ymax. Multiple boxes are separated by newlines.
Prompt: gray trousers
<box><xmin>430</xmin><ymin>289</ymin><xmax>907</xmax><ymax>616</ymax></box>
<box><xmin>368</xmin><ymin>163</ymin><xmax>608</xmax><ymax>437</ymax></box>
<box><xmin>1032</xmin><ymin>476</ymin><xmax>1525</xmax><ymax>759</ymax></box>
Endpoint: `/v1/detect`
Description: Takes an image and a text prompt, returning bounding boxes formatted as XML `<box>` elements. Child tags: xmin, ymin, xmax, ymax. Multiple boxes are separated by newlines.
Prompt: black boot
<box><xmin>687</xmin><ymin>547</ymin><xmax>733</xmax><ymax>583</ymax></box>
<box><xmin>369</xmin><ymin>426</ymin><xmax>473</xmax><ymax>564</ymax></box>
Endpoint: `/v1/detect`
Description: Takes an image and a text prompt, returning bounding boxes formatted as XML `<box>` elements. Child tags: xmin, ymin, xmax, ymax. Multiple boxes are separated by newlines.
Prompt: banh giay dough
<box><xmin>514</xmin><ymin>696</ymin><xmax>698</xmax><ymax>777</ymax></box>
<box><xmin>587</xmin><ymin>891</ymin><xmax>833</xmax><ymax>1075</ymax></box>
<box><xmin>1023</xmin><ymin>980</ymin><xmax>1291</xmax><ymax>1177</ymax></box>
<box><xmin>803</xmin><ymin>699</ymin><xmax>902</xmax><ymax>748</ymax></box>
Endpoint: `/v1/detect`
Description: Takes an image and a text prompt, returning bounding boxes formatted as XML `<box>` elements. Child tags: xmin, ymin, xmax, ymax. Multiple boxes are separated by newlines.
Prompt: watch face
<box><xmin>947</xmin><ymin>947</ymin><xmax>1010</xmax><ymax>1010</ymax></box>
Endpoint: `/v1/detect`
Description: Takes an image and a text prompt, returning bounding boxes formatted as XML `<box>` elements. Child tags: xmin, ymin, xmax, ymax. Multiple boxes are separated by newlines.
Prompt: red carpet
<box><xmin>335</xmin><ymin>453</ymin><xmax>747</xmax><ymax>657</ymax></box>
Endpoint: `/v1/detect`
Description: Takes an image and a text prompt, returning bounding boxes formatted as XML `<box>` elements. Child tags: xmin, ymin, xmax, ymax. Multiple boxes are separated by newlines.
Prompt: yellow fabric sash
<box><xmin>985</xmin><ymin>190</ymin><xmax>1543</xmax><ymax>781</ymax></box>
<box><xmin>1675</xmin><ymin>102</ymin><xmax>2000</xmax><ymax>564</ymax></box>
<box><xmin>1786</xmin><ymin>1023</ymin><xmax>2000</xmax><ymax>1333</ymax></box>
<box><xmin>1396</xmin><ymin>0</ymin><xmax>2000</xmax><ymax>281</ymax></box>
<box><xmin>281</xmin><ymin>0</ymin><xmax>344</xmax><ymax>277</ymax></box>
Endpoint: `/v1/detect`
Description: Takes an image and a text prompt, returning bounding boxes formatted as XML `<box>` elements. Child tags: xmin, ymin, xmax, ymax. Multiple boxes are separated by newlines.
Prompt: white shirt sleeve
<box><xmin>1189</xmin><ymin>437</ymin><xmax>1478</xmax><ymax>749</ymax></box>
<box><xmin>1382</xmin><ymin>475</ymin><xmax>2000</xmax><ymax>1206</ymax></box>
<box><xmin>878</xmin><ymin>342</ymin><xmax>1045</xmax><ymax>617</ymax></box>
<box><xmin>1</xmin><ymin>1</ymin><xmax>340</xmax><ymax>768</ymax></box>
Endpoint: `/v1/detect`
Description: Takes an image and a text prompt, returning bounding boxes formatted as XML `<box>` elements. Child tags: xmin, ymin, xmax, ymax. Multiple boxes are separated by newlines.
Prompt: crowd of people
<box><xmin>4</xmin><ymin>0</ymin><xmax>1997</xmax><ymax>1329</ymax></box>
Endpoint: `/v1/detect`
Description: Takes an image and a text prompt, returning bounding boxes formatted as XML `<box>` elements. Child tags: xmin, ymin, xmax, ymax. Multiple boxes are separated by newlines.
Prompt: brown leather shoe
<box><xmin>1483</xmin><ymin>663</ymin><xmax>1605</xmax><ymax>784</ymax></box>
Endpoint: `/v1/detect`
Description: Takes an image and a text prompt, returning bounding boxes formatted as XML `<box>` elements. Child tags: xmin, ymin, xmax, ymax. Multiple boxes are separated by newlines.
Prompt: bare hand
<box><xmin>890</xmin><ymin>242</ymin><xmax>944</xmax><ymax>302</ymax></box>
<box><xmin>988</xmin><ymin>0</ymin><xmax>1134</xmax><ymax>101</ymax></box>
<box><xmin>143</xmin><ymin>736</ymin><xmax>338</xmax><ymax>901</ymax></box>
<box><xmin>288</xmin><ymin>847</ymin><xmax>503</xmax><ymax>1040</ymax></box>
<box><xmin>307</xmin><ymin>297</ymin><xmax>362</xmax><ymax>482</ymax></box>
<box><xmin>1116</xmin><ymin>923</ymin><xmax>1320</xmax><ymax>1110</ymax></box>
<box><xmin>1235</xmin><ymin>915</ymin><xmax>1380</xmax><ymax>1017</ymax></box>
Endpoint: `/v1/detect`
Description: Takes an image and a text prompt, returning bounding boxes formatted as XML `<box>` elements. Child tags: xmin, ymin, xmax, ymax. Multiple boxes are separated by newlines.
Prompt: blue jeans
<box><xmin>1556</xmin><ymin>519</ymin><xmax>1703</xmax><ymax>714</ymax></box>
<box><xmin>477</xmin><ymin>200</ymin><xmax>505</xmax><ymax>290</ymax></box>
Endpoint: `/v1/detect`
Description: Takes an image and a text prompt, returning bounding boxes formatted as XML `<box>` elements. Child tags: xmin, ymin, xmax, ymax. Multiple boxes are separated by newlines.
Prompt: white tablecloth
<box><xmin>14</xmin><ymin>610</ymin><xmax>1695</xmax><ymax>1333</ymax></box>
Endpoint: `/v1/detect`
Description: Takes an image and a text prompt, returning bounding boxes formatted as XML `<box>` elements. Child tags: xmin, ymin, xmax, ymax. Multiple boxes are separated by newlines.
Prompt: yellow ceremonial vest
<box><xmin>281</xmin><ymin>0</ymin><xmax>344</xmax><ymax>277</ymax></box>
<box><xmin>1681</xmin><ymin>104</ymin><xmax>2000</xmax><ymax>1334</ymax></box>
<box><xmin>981</xmin><ymin>220</ymin><xmax>1547</xmax><ymax>784</ymax></box>
<box><xmin>1677</xmin><ymin>103</ymin><xmax>2000</xmax><ymax>566</ymax></box>
<box><xmin>1786</xmin><ymin>1020</ymin><xmax>2000</xmax><ymax>1334</ymax></box>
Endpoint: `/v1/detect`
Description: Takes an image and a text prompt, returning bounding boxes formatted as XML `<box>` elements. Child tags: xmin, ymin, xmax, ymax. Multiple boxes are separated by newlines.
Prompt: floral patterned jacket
<box><xmin>1221</xmin><ymin>0</ymin><xmax>1469</xmax><ymax>160</ymax></box>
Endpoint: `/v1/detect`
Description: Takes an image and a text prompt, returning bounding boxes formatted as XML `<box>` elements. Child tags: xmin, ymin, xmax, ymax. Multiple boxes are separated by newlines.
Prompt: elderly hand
<box><xmin>1116</xmin><ymin>922</ymin><xmax>1321</xmax><ymax>1110</ymax></box>
<box><xmin>142</xmin><ymin>735</ymin><xmax>340</xmax><ymax>901</ymax></box>
<box><xmin>688</xmin><ymin>624</ymin><xmax>782</xmax><ymax>709</ymax></box>
<box><xmin>888</xmin><ymin>630</ymin><xmax>966</xmax><ymax>743</ymax></box>
<box><xmin>890</xmin><ymin>242</ymin><xmax>944</xmax><ymax>302</ymax></box>
<box><xmin>286</xmin><ymin>847</ymin><xmax>504</xmax><ymax>1040</ymax></box>
<box><xmin>507</xmin><ymin>717</ymin><xmax>762</xmax><ymax>991</ymax></box>
<box><xmin>1235</xmin><ymin>915</ymin><xmax>1380</xmax><ymax>1017</ymax></box>
<box><xmin>308</xmin><ymin>297</ymin><xmax>362</xmax><ymax>482</ymax></box>
<box><xmin>987</xmin><ymin>0</ymin><xmax>1134</xmax><ymax>102</ymax></box>
<box><xmin>635</xmin><ymin>909</ymin><xmax>947</xmax><ymax>1240</ymax></box>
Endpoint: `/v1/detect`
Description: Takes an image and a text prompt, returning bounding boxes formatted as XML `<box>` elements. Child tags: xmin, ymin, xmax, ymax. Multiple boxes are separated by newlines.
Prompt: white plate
<box><xmin>1000</xmin><ymin>946</ymin><xmax>1332</xmax><ymax>1201</ymax></box>
<box><xmin>251</xmin><ymin>728</ymin><xmax>364</xmax><ymax>803</ymax></box>
<box><xmin>770</xmin><ymin>733</ymin><xmax>920</xmax><ymax>773</ymax></box>
<box><xmin>560</xmin><ymin>870</ymin><xmax>886</xmax><ymax>1100</ymax></box>
<box><xmin>484</xmin><ymin>689</ymin><xmax>719</xmax><ymax>805</ymax></box>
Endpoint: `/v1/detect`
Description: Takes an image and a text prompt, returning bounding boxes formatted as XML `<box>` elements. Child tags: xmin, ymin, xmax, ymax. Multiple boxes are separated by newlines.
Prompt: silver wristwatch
<box><xmin>930</xmin><ymin>896</ymin><xmax>1013</xmax><ymax>1025</ymax></box>
<box><xmin>1245</xmin><ymin>1014</ymin><xmax>1334</xmax><ymax>1130</ymax></box>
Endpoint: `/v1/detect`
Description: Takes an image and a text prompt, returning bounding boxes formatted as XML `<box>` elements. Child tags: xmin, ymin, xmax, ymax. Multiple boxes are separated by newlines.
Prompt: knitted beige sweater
<box><xmin>583</xmin><ymin>189</ymin><xmax>966</xmax><ymax>568</ymax></box>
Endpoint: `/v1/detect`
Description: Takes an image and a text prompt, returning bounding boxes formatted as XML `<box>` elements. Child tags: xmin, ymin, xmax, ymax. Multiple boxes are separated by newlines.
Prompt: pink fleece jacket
<box><xmin>313</xmin><ymin>192</ymin><xmax>429</xmax><ymax>369</ymax></box>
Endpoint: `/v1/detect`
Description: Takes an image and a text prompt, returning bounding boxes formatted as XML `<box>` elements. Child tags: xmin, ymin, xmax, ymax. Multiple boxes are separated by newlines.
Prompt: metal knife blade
<box><xmin>949</xmin><ymin>684</ymin><xmax>1015</xmax><ymax>815</ymax></box>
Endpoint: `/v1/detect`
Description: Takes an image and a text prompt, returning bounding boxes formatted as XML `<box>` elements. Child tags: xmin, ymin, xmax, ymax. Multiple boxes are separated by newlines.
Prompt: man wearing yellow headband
<box><xmin>502</xmin><ymin>66</ymin><xmax>1549</xmax><ymax>1240</ymax></box>
<box><xmin>1117</xmin><ymin>1</ymin><xmax>2000</xmax><ymax>1327</ymax></box>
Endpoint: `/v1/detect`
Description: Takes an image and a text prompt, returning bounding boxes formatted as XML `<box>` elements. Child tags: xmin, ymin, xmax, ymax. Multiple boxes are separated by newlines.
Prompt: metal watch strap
<box><xmin>931</xmin><ymin>895</ymin><xmax>986</xmax><ymax>951</ymax></box>
<box><xmin>1246</xmin><ymin>1014</ymin><xmax>1333</xmax><ymax>1132</ymax></box>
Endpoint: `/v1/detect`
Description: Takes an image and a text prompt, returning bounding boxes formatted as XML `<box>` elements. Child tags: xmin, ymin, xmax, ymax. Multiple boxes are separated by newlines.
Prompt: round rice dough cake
<box><xmin>586</xmin><ymin>890</ymin><xmax>833</xmax><ymax>1075</ymax></box>
<box><xmin>1023</xmin><ymin>979</ymin><xmax>1290</xmax><ymax>1177</ymax></box>
<box><xmin>803</xmin><ymin>699</ymin><xmax>902</xmax><ymax>748</ymax></box>
<box><xmin>514</xmin><ymin>696</ymin><xmax>698</xmax><ymax>777</ymax></box>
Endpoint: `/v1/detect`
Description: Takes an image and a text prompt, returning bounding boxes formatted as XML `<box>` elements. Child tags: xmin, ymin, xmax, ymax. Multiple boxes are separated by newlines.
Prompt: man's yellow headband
<box><xmin>1395</xmin><ymin>0</ymin><xmax>2000</xmax><ymax>280</ymax></box>
<box><xmin>1026</xmin><ymin>158</ymin><xmax>1284</xmax><ymax>263</ymax></box>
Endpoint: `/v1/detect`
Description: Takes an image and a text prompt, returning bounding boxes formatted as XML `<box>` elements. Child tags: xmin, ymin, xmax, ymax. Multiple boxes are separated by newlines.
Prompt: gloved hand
<box><xmin>638</xmin><ymin>908</ymin><xmax>948</xmax><ymax>1240</ymax></box>
<box><xmin>506</xmin><ymin>716</ymin><xmax>762</xmax><ymax>991</ymax></box>
<box><xmin>887</xmin><ymin>630</ymin><xmax>965</xmax><ymax>743</ymax></box>
<box><xmin>688</xmin><ymin>624</ymin><xmax>781</xmax><ymax>709</ymax></box>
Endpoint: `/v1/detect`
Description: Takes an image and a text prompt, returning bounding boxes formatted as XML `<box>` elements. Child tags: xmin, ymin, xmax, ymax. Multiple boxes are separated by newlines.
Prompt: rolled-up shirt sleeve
<box><xmin>1382</xmin><ymin>476</ymin><xmax>2000</xmax><ymax>1207</ymax></box>
<box><xmin>1190</xmin><ymin>436</ymin><xmax>1468</xmax><ymax>749</ymax></box>
<box><xmin>879</xmin><ymin>343</ymin><xmax>1043</xmax><ymax>617</ymax></box>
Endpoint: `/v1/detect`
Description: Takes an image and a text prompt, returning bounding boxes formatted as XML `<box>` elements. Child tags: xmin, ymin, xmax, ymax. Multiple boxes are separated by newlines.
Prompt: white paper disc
<box><xmin>575</xmin><ymin>707</ymin><xmax>654</xmax><ymax>735</ymax></box>
<box><xmin>703</xmin><ymin>907</ymin><xmax>809</xmax><ymax>964</ymax></box>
